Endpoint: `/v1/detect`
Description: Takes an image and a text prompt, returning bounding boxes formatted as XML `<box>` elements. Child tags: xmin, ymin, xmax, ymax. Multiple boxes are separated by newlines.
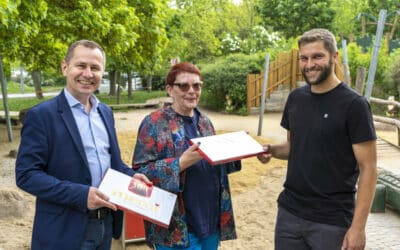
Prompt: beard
<box><xmin>301</xmin><ymin>59</ymin><xmax>333</xmax><ymax>86</ymax></box>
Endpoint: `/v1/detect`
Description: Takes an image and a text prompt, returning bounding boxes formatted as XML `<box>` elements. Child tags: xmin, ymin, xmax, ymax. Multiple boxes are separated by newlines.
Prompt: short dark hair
<box><xmin>298</xmin><ymin>29</ymin><xmax>337</xmax><ymax>55</ymax></box>
<box><xmin>64</xmin><ymin>40</ymin><xmax>106</xmax><ymax>65</ymax></box>
<box><xmin>165</xmin><ymin>62</ymin><xmax>201</xmax><ymax>86</ymax></box>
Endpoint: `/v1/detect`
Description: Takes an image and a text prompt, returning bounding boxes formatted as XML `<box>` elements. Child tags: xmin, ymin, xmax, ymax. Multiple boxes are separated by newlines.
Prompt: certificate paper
<box><xmin>190</xmin><ymin>131</ymin><xmax>265</xmax><ymax>165</ymax></box>
<box><xmin>98</xmin><ymin>168</ymin><xmax>177</xmax><ymax>228</ymax></box>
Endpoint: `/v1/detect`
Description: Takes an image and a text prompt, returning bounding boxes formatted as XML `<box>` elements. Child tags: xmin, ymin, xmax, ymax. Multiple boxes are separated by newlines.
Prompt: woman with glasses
<box><xmin>132</xmin><ymin>62</ymin><xmax>241</xmax><ymax>249</ymax></box>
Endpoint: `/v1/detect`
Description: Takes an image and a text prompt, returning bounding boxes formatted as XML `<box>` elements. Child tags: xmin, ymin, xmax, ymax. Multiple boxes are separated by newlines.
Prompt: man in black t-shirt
<box><xmin>258</xmin><ymin>29</ymin><xmax>377</xmax><ymax>250</ymax></box>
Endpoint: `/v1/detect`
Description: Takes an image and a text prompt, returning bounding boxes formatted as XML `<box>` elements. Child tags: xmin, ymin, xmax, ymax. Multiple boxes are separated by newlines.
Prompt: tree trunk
<box><xmin>127</xmin><ymin>72</ymin><xmax>133</xmax><ymax>99</ymax></box>
<box><xmin>31</xmin><ymin>71</ymin><xmax>43</xmax><ymax>99</ymax></box>
<box><xmin>147</xmin><ymin>75</ymin><xmax>152</xmax><ymax>92</ymax></box>
<box><xmin>109</xmin><ymin>70</ymin><xmax>116</xmax><ymax>96</ymax></box>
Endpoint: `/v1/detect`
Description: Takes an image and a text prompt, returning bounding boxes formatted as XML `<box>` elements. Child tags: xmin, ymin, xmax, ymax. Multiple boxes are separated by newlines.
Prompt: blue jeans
<box><xmin>80</xmin><ymin>213</ymin><xmax>113</xmax><ymax>250</ymax></box>
<box><xmin>156</xmin><ymin>232</ymin><xmax>219</xmax><ymax>250</ymax></box>
<box><xmin>275</xmin><ymin>206</ymin><xmax>348</xmax><ymax>250</ymax></box>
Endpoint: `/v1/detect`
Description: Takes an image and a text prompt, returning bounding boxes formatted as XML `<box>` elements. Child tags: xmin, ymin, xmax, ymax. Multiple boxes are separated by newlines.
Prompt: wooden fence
<box><xmin>246</xmin><ymin>49</ymin><xmax>344</xmax><ymax>113</ymax></box>
<box><xmin>369</xmin><ymin>97</ymin><xmax>400</xmax><ymax>146</ymax></box>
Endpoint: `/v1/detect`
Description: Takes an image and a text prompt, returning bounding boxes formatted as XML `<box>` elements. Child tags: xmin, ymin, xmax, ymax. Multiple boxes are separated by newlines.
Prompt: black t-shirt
<box><xmin>278</xmin><ymin>83</ymin><xmax>376</xmax><ymax>227</ymax></box>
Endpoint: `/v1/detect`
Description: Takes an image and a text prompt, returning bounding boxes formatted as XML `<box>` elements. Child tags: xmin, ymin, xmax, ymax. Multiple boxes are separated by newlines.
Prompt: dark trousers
<box><xmin>275</xmin><ymin>206</ymin><xmax>348</xmax><ymax>250</ymax></box>
<box><xmin>80</xmin><ymin>212</ymin><xmax>113</xmax><ymax>250</ymax></box>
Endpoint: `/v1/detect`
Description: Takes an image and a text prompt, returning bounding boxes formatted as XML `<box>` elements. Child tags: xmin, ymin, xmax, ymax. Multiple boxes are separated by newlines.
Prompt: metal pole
<box><xmin>0</xmin><ymin>55</ymin><xmax>13</xmax><ymax>142</ymax></box>
<box><xmin>365</xmin><ymin>9</ymin><xmax>387</xmax><ymax>100</ymax></box>
<box><xmin>341</xmin><ymin>39</ymin><xmax>351</xmax><ymax>85</ymax></box>
<box><xmin>257</xmin><ymin>53</ymin><xmax>270</xmax><ymax>136</ymax></box>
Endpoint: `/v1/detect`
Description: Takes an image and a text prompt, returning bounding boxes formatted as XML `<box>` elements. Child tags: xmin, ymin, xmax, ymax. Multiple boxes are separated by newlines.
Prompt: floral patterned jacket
<box><xmin>132</xmin><ymin>103</ymin><xmax>241</xmax><ymax>248</ymax></box>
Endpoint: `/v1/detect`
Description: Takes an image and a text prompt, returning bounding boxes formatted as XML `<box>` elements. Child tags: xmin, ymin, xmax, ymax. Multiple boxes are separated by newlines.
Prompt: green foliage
<box><xmin>221</xmin><ymin>26</ymin><xmax>284</xmax><ymax>54</ymax></box>
<box><xmin>364</xmin><ymin>0</ymin><xmax>400</xmax><ymax>18</ymax></box>
<box><xmin>128</xmin><ymin>0</ymin><xmax>169</xmax><ymax>89</ymax></box>
<box><xmin>5</xmin><ymin>81</ymin><xmax>34</xmax><ymax>94</ymax></box>
<box><xmin>345</xmin><ymin>41</ymin><xmax>390</xmax><ymax>96</ymax></box>
<box><xmin>383</xmin><ymin>48</ymin><xmax>400</xmax><ymax>99</ymax></box>
<box><xmin>257</xmin><ymin>0</ymin><xmax>336</xmax><ymax>39</ymax></box>
<box><xmin>5</xmin><ymin>0</ymin><xmax>400</xmax><ymax>111</ymax></box>
<box><xmin>199</xmin><ymin>53</ymin><xmax>265</xmax><ymax>113</ymax></box>
<box><xmin>331</xmin><ymin>0</ymin><xmax>368</xmax><ymax>37</ymax></box>
<box><xmin>164</xmin><ymin>0</ymin><xmax>266</xmax><ymax>62</ymax></box>
<box><xmin>355</xmin><ymin>0</ymin><xmax>400</xmax><ymax>39</ymax></box>
<box><xmin>0</xmin><ymin>1</ymin><xmax>48</xmax><ymax>60</ymax></box>
<box><xmin>165</xmin><ymin>1</ymin><xmax>222</xmax><ymax>62</ymax></box>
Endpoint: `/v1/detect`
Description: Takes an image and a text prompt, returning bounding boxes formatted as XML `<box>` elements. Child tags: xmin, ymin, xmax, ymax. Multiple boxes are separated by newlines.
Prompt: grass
<box><xmin>1</xmin><ymin>81</ymin><xmax>166</xmax><ymax>112</ymax></box>
<box><xmin>98</xmin><ymin>90</ymin><xmax>166</xmax><ymax>105</ymax></box>
<box><xmin>5</xmin><ymin>80</ymin><xmax>64</xmax><ymax>94</ymax></box>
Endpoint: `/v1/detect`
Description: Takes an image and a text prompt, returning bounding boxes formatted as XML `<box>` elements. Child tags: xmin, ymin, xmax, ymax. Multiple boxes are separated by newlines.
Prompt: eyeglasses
<box><xmin>172</xmin><ymin>82</ymin><xmax>203</xmax><ymax>92</ymax></box>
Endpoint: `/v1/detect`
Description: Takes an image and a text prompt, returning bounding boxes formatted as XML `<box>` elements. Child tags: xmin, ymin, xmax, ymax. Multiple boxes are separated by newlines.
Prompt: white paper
<box><xmin>190</xmin><ymin>131</ymin><xmax>265</xmax><ymax>165</ymax></box>
<box><xmin>98</xmin><ymin>168</ymin><xmax>177</xmax><ymax>228</ymax></box>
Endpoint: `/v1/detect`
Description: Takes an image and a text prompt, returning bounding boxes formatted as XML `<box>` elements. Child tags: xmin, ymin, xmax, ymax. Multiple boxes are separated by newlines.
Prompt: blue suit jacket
<box><xmin>16</xmin><ymin>91</ymin><xmax>135</xmax><ymax>250</ymax></box>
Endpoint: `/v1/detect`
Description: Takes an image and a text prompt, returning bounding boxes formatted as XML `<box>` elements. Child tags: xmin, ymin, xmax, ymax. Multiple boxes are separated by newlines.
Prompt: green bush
<box><xmin>344</xmin><ymin>41</ymin><xmax>398</xmax><ymax>117</ymax></box>
<box><xmin>345</xmin><ymin>41</ymin><xmax>390</xmax><ymax>97</ymax></box>
<box><xmin>199</xmin><ymin>53</ymin><xmax>265</xmax><ymax>114</ymax></box>
<box><xmin>383</xmin><ymin>48</ymin><xmax>400</xmax><ymax>100</ymax></box>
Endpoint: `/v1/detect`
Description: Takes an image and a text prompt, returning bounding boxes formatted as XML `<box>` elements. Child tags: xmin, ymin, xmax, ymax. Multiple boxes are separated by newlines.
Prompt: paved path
<box><xmin>366</xmin><ymin>137</ymin><xmax>400</xmax><ymax>249</ymax></box>
<box><xmin>0</xmin><ymin>91</ymin><xmax>59</xmax><ymax>99</ymax></box>
<box><xmin>366</xmin><ymin>208</ymin><xmax>400</xmax><ymax>249</ymax></box>
<box><xmin>377</xmin><ymin>138</ymin><xmax>400</xmax><ymax>175</ymax></box>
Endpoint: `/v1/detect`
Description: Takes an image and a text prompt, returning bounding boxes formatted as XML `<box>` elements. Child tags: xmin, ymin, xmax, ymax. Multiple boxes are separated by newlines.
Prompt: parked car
<box><xmin>97</xmin><ymin>79</ymin><xmax>110</xmax><ymax>94</ymax></box>
<box><xmin>97</xmin><ymin>79</ymin><xmax>126</xmax><ymax>94</ymax></box>
<box><xmin>130</xmin><ymin>76</ymin><xmax>143</xmax><ymax>90</ymax></box>
<box><xmin>121</xmin><ymin>72</ymin><xmax>143</xmax><ymax>90</ymax></box>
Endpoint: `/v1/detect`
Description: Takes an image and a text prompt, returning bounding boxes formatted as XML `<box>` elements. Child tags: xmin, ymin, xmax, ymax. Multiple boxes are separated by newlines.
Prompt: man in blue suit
<box><xmin>15</xmin><ymin>40</ymin><xmax>150</xmax><ymax>250</ymax></box>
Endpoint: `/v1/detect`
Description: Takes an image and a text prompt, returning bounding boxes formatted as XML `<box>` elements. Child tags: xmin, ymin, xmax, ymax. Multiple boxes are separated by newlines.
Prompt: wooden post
<box><xmin>390</xmin><ymin>14</ymin><xmax>398</xmax><ymax>40</ymax></box>
<box><xmin>291</xmin><ymin>49</ymin><xmax>298</xmax><ymax>90</ymax></box>
<box><xmin>355</xmin><ymin>67</ymin><xmax>366</xmax><ymax>94</ymax></box>
<box><xmin>362</xmin><ymin>16</ymin><xmax>366</xmax><ymax>37</ymax></box>
<box><xmin>398</xmin><ymin>127</ymin><xmax>400</xmax><ymax>147</ymax></box>
<box><xmin>246</xmin><ymin>74</ymin><xmax>252</xmax><ymax>114</ymax></box>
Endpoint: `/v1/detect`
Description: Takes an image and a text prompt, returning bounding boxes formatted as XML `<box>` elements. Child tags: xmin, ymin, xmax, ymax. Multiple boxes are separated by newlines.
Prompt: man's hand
<box><xmin>87</xmin><ymin>187</ymin><xmax>117</xmax><ymax>211</ymax></box>
<box><xmin>257</xmin><ymin>144</ymin><xmax>272</xmax><ymax>164</ymax></box>
<box><xmin>341</xmin><ymin>226</ymin><xmax>366</xmax><ymax>250</ymax></box>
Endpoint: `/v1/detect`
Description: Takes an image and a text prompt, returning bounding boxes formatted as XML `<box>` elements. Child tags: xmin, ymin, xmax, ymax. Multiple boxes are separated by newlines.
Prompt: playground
<box><xmin>0</xmin><ymin>107</ymin><xmax>398</xmax><ymax>249</ymax></box>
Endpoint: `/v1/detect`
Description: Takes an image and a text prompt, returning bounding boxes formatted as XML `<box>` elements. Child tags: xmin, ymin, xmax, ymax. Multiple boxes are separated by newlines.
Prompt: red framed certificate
<box><xmin>190</xmin><ymin>131</ymin><xmax>265</xmax><ymax>165</ymax></box>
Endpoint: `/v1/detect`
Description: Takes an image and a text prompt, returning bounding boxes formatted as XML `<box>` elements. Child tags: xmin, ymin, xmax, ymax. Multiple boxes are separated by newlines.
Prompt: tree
<box><xmin>164</xmin><ymin>0</ymin><xmax>233</xmax><ymax>62</ymax></box>
<box><xmin>126</xmin><ymin>0</ymin><xmax>169</xmax><ymax>92</ymax></box>
<box><xmin>366</xmin><ymin>0</ymin><xmax>400</xmax><ymax>39</ymax></box>
<box><xmin>0</xmin><ymin>1</ymin><xmax>48</xmax><ymax>100</ymax></box>
<box><xmin>331</xmin><ymin>0</ymin><xmax>368</xmax><ymax>38</ymax></box>
<box><xmin>17</xmin><ymin>0</ymin><xmax>141</xmax><ymax>97</ymax></box>
<box><xmin>0</xmin><ymin>1</ymin><xmax>47</xmax><ymax>67</ymax></box>
<box><xmin>257</xmin><ymin>0</ymin><xmax>336</xmax><ymax>39</ymax></box>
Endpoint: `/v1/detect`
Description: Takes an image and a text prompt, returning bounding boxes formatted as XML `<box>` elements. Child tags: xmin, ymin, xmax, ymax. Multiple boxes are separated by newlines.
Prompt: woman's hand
<box><xmin>133</xmin><ymin>173</ymin><xmax>152</xmax><ymax>186</ymax></box>
<box><xmin>179</xmin><ymin>142</ymin><xmax>203</xmax><ymax>171</ymax></box>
